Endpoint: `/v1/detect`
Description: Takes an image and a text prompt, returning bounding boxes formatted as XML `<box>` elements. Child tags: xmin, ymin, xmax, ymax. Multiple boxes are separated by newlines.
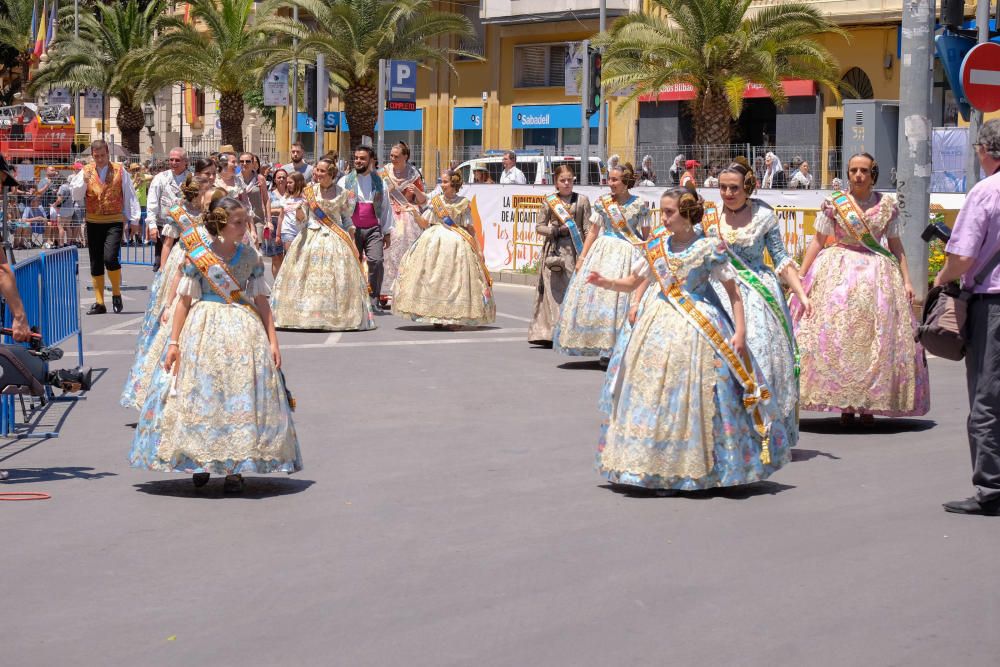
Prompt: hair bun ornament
<box><xmin>180</xmin><ymin>179</ymin><xmax>201</xmax><ymax>200</ymax></box>
<box><xmin>207</xmin><ymin>206</ymin><xmax>229</xmax><ymax>227</ymax></box>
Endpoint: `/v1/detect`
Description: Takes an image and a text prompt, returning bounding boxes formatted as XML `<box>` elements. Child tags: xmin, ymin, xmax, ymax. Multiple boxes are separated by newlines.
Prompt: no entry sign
<box><xmin>961</xmin><ymin>42</ymin><xmax>1000</xmax><ymax>113</ymax></box>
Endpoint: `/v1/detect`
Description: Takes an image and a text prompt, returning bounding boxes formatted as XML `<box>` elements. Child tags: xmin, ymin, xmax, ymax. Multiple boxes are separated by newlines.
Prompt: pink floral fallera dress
<box><xmin>789</xmin><ymin>192</ymin><xmax>930</xmax><ymax>416</ymax></box>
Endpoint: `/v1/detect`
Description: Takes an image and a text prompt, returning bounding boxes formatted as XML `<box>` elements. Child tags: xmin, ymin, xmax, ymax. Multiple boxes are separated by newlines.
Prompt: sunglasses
<box><xmin>239</xmin><ymin>159</ymin><xmax>253</xmax><ymax>164</ymax></box>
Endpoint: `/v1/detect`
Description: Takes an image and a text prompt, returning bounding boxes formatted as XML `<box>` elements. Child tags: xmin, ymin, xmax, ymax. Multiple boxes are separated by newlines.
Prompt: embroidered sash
<box><xmin>545</xmin><ymin>193</ymin><xmax>585</xmax><ymax>254</ymax></box>
<box><xmin>642</xmin><ymin>235</ymin><xmax>773</xmax><ymax>465</ymax></box>
<box><xmin>167</xmin><ymin>204</ymin><xmax>198</xmax><ymax>235</ymax></box>
<box><xmin>431</xmin><ymin>195</ymin><xmax>493</xmax><ymax>289</ymax></box>
<box><xmin>829</xmin><ymin>191</ymin><xmax>898</xmax><ymax>264</ymax></box>
<box><xmin>703</xmin><ymin>203</ymin><xmax>800</xmax><ymax>376</ymax></box>
<box><xmin>179</xmin><ymin>225</ymin><xmax>259</xmax><ymax>316</ymax></box>
<box><xmin>599</xmin><ymin>194</ymin><xmax>643</xmax><ymax>244</ymax></box>
<box><xmin>302</xmin><ymin>185</ymin><xmax>368</xmax><ymax>291</ymax></box>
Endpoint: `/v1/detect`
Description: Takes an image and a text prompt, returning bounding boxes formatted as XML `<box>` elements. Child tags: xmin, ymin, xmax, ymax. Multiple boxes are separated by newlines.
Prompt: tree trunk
<box><xmin>116</xmin><ymin>103</ymin><xmax>146</xmax><ymax>155</ymax></box>
<box><xmin>343</xmin><ymin>83</ymin><xmax>378</xmax><ymax>153</ymax></box>
<box><xmin>691</xmin><ymin>89</ymin><xmax>736</xmax><ymax>168</ymax></box>
<box><xmin>219</xmin><ymin>90</ymin><xmax>245</xmax><ymax>153</ymax></box>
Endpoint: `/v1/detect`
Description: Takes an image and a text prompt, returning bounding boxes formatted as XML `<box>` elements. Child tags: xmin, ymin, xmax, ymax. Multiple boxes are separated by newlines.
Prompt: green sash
<box><xmin>704</xmin><ymin>203</ymin><xmax>800</xmax><ymax>377</ymax></box>
<box><xmin>829</xmin><ymin>191</ymin><xmax>898</xmax><ymax>264</ymax></box>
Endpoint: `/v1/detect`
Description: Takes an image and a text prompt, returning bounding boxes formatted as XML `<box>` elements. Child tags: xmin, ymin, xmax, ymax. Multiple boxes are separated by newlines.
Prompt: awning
<box><xmin>511</xmin><ymin>104</ymin><xmax>601</xmax><ymax>130</ymax></box>
<box><xmin>454</xmin><ymin>107</ymin><xmax>483</xmax><ymax>131</ymax></box>
<box><xmin>639</xmin><ymin>79</ymin><xmax>817</xmax><ymax>103</ymax></box>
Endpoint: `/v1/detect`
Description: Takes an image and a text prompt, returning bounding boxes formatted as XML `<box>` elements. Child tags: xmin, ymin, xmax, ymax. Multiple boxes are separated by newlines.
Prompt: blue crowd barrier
<box><xmin>119</xmin><ymin>218</ymin><xmax>156</xmax><ymax>266</ymax></box>
<box><xmin>1</xmin><ymin>247</ymin><xmax>84</xmax><ymax>436</ymax></box>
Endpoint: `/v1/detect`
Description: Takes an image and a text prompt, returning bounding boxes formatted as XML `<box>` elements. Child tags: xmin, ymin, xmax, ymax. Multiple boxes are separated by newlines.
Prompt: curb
<box><xmin>490</xmin><ymin>270</ymin><xmax>538</xmax><ymax>287</ymax></box>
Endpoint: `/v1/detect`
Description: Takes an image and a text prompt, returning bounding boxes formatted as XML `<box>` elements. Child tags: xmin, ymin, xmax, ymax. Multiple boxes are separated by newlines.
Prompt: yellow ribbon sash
<box><xmin>431</xmin><ymin>195</ymin><xmax>493</xmax><ymax>287</ymax></box>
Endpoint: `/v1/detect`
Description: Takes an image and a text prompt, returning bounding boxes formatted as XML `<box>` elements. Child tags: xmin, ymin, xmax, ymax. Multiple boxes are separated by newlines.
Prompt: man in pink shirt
<box><xmin>339</xmin><ymin>146</ymin><xmax>393</xmax><ymax>306</ymax></box>
<box><xmin>935</xmin><ymin>118</ymin><xmax>1000</xmax><ymax>516</ymax></box>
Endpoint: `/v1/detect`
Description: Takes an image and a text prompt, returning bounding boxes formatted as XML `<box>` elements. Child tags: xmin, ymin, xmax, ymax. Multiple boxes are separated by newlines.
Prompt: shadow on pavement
<box><xmin>791</xmin><ymin>448</ymin><xmax>841</xmax><ymax>462</ymax></box>
<box><xmin>395</xmin><ymin>325</ymin><xmax>502</xmax><ymax>333</ymax></box>
<box><xmin>799</xmin><ymin>418</ymin><xmax>937</xmax><ymax>435</ymax></box>
<box><xmin>0</xmin><ymin>466</ymin><xmax>117</xmax><ymax>483</ymax></box>
<box><xmin>557</xmin><ymin>360</ymin><xmax>606</xmax><ymax>371</ymax></box>
<box><xmin>600</xmin><ymin>480</ymin><xmax>795</xmax><ymax>499</ymax></box>
<box><xmin>133</xmin><ymin>476</ymin><xmax>315</xmax><ymax>499</ymax></box>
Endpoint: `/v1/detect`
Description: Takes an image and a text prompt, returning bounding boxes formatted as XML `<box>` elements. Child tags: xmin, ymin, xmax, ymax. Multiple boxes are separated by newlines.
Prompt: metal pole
<box><xmin>377</xmin><ymin>59</ymin><xmax>386</xmax><ymax>164</ymax></box>
<box><xmin>965</xmin><ymin>0</ymin><xmax>991</xmax><ymax>189</ymax></box>
<box><xmin>315</xmin><ymin>53</ymin><xmax>325</xmax><ymax>162</ymax></box>
<box><xmin>290</xmin><ymin>5</ymin><xmax>298</xmax><ymax>157</ymax></box>
<box><xmin>74</xmin><ymin>0</ymin><xmax>79</xmax><ymax>142</ymax></box>
<box><xmin>179</xmin><ymin>83</ymin><xmax>184</xmax><ymax>148</ymax></box>
<box><xmin>597</xmin><ymin>0</ymin><xmax>607</xmax><ymax>161</ymax></box>
<box><xmin>580</xmin><ymin>40</ymin><xmax>590</xmax><ymax>186</ymax></box>
<box><xmin>896</xmin><ymin>0</ymin><xmax>935</xmax><ymax>304</ymax></box>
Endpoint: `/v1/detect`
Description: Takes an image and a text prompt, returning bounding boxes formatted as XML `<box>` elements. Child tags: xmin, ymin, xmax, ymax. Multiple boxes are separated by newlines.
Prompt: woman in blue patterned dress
<box><xmin>271</xmin><ymin>157</ymin><xmax>375</xmax><ymax>331</ymax></box>
<box><xmin>130</xmin><ymin>196</ymin><xmax>301</xmax><ymax>493</ymax></box>
<box><xmin>588</xmin><ymin>188</ymin><xmax>789</xmax><ymax>491</ymax></box>
<box><xmin>121</xmin><ymin>173</ymin><xmax>213</xmax><ymax>410</ymax></box>
<box><xmin>705</xmin><ymin>159</ymin><xmax>812</xmax><ymax>450</ymax></box>
<box><xmin>554</xmin><ymin>163</ymin><xmax>650</xmax><ymax>359</ymax></box>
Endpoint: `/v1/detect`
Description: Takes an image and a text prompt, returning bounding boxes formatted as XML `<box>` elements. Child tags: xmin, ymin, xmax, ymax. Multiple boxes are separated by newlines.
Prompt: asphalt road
<box><xmin>2</xmin><ymin>259</ymin><xmax>998</xmax><ymax>666</ymax></box>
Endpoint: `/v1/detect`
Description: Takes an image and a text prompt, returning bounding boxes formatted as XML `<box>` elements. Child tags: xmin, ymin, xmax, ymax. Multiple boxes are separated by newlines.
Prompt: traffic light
<box><xmin>305</xmin><ymin>65</ymin><xmax>317</xmax><ymax>118</ymax></box>
<box><xmin>586</xmin><ymin>47</ymin><xmax>602</xmax><ymax>118</ymax></box>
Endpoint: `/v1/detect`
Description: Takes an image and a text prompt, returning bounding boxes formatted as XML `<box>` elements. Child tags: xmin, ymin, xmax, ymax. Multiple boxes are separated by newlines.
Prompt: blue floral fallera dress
<box><xmin>598</xmin><ymin>234</ymin><xmax>791</xmax><ymax>490</ymax></box>
<box><xmin>130</xmin><ymin>244</ymin><xmax>302</xmax><ymax>475</ymax></box>
<box><xmin>708</xmin><ymin>202</ymin><xmax>799</xmax><ymax>449</ymax></box>
<box><xmin>553</xmin><ymin>195</ymin><xmax>648</xmax><ymax>357</ymax></box>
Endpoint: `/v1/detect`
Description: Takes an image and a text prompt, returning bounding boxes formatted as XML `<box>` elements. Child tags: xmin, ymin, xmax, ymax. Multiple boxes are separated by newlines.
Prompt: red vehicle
<box><xmin>0</xmin><ymin>103</ymin><xmax>74</xmax><ymax>159</ymax></box>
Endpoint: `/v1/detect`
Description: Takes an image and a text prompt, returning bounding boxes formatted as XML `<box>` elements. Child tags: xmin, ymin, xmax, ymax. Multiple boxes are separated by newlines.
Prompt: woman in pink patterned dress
<box><xmin>790</xmin><ymin>153</ymin><xmax>929</xmax><ymax>423</ymax></box>
<box><xmin>379</xmin><ymin>142</ymin><xmax>427</xmax><ymax>309</ymax></box>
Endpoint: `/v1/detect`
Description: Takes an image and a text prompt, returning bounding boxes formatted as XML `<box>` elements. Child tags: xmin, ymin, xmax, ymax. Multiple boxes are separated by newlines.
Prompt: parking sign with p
<box><xmin>387</xmin><ymin>60</ymin><xmax>418</xmax><ymax>111</ymax></box>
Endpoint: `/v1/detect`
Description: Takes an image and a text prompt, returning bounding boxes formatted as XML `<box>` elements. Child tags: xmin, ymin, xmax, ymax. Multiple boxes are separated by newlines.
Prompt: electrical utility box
<box><xmin>841</xmin><ymin>99</ymin><xmax>899</xmax><ymax>185</ymax></box>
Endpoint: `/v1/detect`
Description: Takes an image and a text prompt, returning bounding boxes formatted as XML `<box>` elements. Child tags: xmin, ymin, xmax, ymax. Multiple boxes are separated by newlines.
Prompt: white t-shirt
<box><xmin>279</xmin><ymin>195</ymin><xmax>304</xmax><ymax>241</ymax></box>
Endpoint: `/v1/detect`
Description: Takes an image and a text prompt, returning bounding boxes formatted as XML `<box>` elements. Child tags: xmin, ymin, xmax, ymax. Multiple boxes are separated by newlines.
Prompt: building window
<box><xmin>514</xmin><ymin>44</ymin><xmax>568</xmax><ymax>88</ymax></box>
<box><xmin>841</xmin><ymin>67</ymin><xmax>874</xmax><ymax>100</ymax></box>
<box><xmin>456</xmin><ymin>2</ymin><xmax>484</xmax><ymax>60</ymax></box>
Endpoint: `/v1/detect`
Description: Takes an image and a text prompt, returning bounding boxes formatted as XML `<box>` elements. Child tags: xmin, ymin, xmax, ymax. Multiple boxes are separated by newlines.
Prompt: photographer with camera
<box><xmin>934</xmin><ymin>119</ymin><xmax>1000</xmax><ymax>517</ymax></box>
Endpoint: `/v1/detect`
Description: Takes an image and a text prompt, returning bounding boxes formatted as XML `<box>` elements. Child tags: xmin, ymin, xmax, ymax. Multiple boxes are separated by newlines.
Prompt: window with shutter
<box><xmin>516</xmin><ymin>45</ymin><xmax>548</xmax><ymax>88</ymax></box>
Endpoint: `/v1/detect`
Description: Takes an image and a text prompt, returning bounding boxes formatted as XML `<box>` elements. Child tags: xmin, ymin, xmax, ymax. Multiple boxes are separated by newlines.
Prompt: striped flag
<box><xmin>32</xmin><ymin>1</ymin><xmax>47</xmax><ymax>58</ymax></box>
<box><xmin>44</xmin><ymin>0</ymin><xmax>57</xmax><ymax>50</ymax></box>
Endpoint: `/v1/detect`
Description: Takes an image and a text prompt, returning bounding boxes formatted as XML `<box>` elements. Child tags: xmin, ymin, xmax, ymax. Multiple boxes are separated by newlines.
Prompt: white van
<box><xmin>456</xmin><ymin>153</ymin><xmax>607</xmax><ymax>186</ymax></box>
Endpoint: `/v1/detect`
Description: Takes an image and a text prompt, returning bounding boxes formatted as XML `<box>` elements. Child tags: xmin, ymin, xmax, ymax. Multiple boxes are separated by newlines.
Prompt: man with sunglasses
<box><xmin>146</xmin><ymin>147</ymin><xmax>189</xmax><ymax>271</ymax></box>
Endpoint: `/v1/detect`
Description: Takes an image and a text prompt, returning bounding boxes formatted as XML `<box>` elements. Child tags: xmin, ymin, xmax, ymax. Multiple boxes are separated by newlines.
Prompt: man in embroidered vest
<box><xmin>338</xmin><ymin>146</ymin><xmax>393</xmax><ymax>306</ymax></box>
<box><xmin>70</xmin><ymin>140</ymin><xmax>140</xmax><ymax>314</ymax></box>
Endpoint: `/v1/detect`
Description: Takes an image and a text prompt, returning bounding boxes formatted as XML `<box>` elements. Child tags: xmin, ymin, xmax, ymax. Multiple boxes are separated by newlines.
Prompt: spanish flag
<box><xmin>32</xmin><ymin>1</ymin><xmax>46</xmax><ymax>59</ymax></box>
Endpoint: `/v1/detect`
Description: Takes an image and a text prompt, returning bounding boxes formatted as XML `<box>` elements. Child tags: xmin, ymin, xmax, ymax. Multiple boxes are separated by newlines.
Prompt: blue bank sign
<box><xmin>512</xmin><ymin>104</ymin><xmax>601</xmax><ymax>130</ymax></box>
<box><xmin>453</xmin><ymin>107</ymin><xmax>482</xmax><ymax>130</ymax></box>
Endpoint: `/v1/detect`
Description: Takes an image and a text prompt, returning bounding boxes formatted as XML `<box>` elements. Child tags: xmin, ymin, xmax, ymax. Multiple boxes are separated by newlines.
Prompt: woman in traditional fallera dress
<box><xmin>270</xmin><ymin>157</ymin><xmax>375</xmax><ymax>331</ymax></box>
<box><xmin>393</xmin><ymin>170</ymin><xmax>495</xmax><ymax>327</ymax></box>
<box><xmin>130</xmin><ymin>196</ymin><xmax>301</xmax><ymax>493</ymax></box>
<box><xmin>790</xmin><ymin>153</ymin><xmax>930</xmax><ymax>422</ymax></box>
<box><xmin>553</xmin><ymin>162</ymin><xmax>650</xmax><ymax>358</ymax></box>
<box><xmin>528</xmin><ymin>165</ymin><xmax>592</xmax><ymax>346</ymax></box>
<box><xmin>379</xmin><ymin>141</ymin><xmax>427</xmax><ymax>309</ymax></box>
<box><xmin>121</xmin><ymin>173</ymin><xmax>213</xmax><ymax>410</ymax></box>
<box><xmin>589</xmin><ymin>189</ymin><xmax>788</xmax><ymax>491</ymax></box>
<box><xmin>705</xmin><ymin>159</ymin><xmax>812</xmax><ymax>449</ymax></box>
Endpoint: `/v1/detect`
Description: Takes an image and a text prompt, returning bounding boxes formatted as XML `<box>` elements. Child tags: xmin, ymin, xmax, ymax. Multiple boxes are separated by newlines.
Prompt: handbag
<box><xmin>918</xmin><ymin>246</ymin><xmax>1000</xmax><ymax>361</ymax></box>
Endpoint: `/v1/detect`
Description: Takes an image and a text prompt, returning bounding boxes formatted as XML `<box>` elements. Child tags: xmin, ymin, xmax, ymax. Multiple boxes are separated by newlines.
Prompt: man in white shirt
<box><xmin>146</xmin><ymin>147</ymin><xmax>189</xmax><ymax>271</ymax></box>
<box><xmin>339</xmin><ymin>146</ymin><xmax>394</xmax><ymax>305</ymax></box>
<box><xmin>499</xmin><ymin>151</ymin><xmax>527</xmax><ymax>185</ymax></box>
<box><xmin>70</xmin><ymin>140</ymin><xmax>140</xmax><ymax>314</ymax></box>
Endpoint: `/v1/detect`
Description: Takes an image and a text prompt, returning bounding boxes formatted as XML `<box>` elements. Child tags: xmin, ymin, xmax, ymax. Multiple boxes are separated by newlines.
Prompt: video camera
<box><xmin>921</xmin><ymin>220</ymin><xmax>952</xmax><ymax>244</ymax></box>
<box><xmin>0</xmin><ymin>328</ymin><xmax>92</xmax><ymax>398</ymax></box>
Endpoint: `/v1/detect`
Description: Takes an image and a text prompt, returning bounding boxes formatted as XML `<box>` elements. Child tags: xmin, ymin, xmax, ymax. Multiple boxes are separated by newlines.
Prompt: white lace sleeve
<box><xmin>176</xmin><ymin>275</ymin><xmax>202</xmax><ymax>300</ymax></box>
<box><xmin>631</xmin><ymin>256</ymin><xmax>652</xmax><ymax>280</ymax></box>
<box><xmin>814</xmin><ymin>214</ymin><xmax>835</xmax><ymax>236</ymax></box>
<box><xmin>589</xmin><ymin>208</ymin><xmax>604</xmax><ymax>232</ymax></box>
<box><xmin>245</xmin><ymin>261</ymin><xmax>270</xmax><ymax>299</ymax></box>
<box><xmin>711</xmin><ymin>261</ymin><xmax>737</xmax><ymax>283</ymax></box>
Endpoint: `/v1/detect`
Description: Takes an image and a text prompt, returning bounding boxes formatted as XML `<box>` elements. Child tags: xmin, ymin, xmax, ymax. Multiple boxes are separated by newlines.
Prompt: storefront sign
<box><xmin>511</xmin><ymin>104</ymin><xmax>601</xmax><ymax>130</ymax></box>
<box><xmin>640</xmin><ymin>79</ymin><xmax>817</xmax><ymax>103</ymax></box>
<box><xmin>453</xmin><ymin>107</ymin><xmax>482</xmax><ymax>131</ymax></box>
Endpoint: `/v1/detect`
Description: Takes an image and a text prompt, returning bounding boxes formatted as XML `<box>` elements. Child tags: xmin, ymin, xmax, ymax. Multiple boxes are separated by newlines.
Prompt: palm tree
<box><xmin>29</xmin><ymin>0</ymin><xmax>167</xmax><ymax>154</ymax></box>
<box><xmin>0</xmin><ymin>0</ymin><xmax>39</xmax><ymax>94</ymax></box>
<box><xmin>143</xmin><ymin>0</ymin><xmax>273</xmax><ymax>152</ymax></box>
<box><xmin>596</xmin><ymin>0</ymin><xmax>846</xmax><ymax>147</ymax></box>
<box><xmin>261</xmin><ymin>0</ymin><xmax>477</xmax><ymax>151</ymax></box>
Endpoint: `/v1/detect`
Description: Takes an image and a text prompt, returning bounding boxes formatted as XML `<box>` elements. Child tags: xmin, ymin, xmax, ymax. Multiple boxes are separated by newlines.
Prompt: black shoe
<box><xmin>87</xmin><ymin>303</ymin><xmax>107</xmax><ymax>315</ymax></box>
<box><xmin>112</xmin><ymin>295</ymin><xmax>123</xmax><ymax>313</ymax></box>
<box><xmin>943</xmin><ymin>496</ymin><xmax>1000</xmax><ymax>516</ymax></box>
<box><xmin>223</xmin><ymin>474</ymin><xmax>245</xmax><ymax>494</ymax></box>
<box><xmin>192</xmin><ymin>473</ymin><xmax>210</xmax><ymax>488</ymax></box>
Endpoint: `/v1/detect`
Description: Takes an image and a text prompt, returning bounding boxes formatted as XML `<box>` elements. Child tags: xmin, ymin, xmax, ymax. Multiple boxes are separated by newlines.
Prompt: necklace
<box><xmin>724</xmin><ymin>202</ymin><xmax>749</xmax><ymax>214</ymax></box>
